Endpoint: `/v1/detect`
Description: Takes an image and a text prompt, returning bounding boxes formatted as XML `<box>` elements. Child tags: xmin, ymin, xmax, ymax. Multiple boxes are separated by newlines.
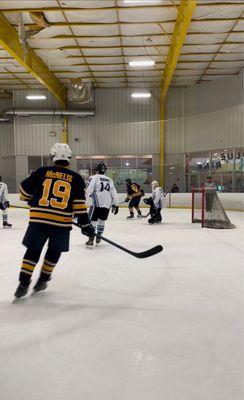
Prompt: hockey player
<box><xmin>0</xmin><ymin>176</ymin><xmax>12</xmax><ymax>228</ymax></box>
<box><xmin>204</xmin><ymin>176</ymin><xmax>216</xmax><ymax>212</ymax></box>
<box><xmin>144</xmin><ymin>181</ymin><xmax>165</xmax><ymax>224</ymax></box>
<box><xmin>14</xmin><ymin>143</ymin><xmax>94</xmax><ymax>299</ymax></box>
<box><xmin>125</xmin><ymin>178</ymin><xmax>144</xmax><ymax>219</ymax></box>
<box><xmin>85</xmin><ymin>161</ymin><xmax>119</xmax><ymax>246</ymax></box>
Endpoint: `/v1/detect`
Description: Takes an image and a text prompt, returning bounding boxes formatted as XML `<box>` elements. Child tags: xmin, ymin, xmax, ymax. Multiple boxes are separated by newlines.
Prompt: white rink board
<box><xmin>9</xmin><ymin>192</ymin><xmax>244</xmax><ymax>211</ymax></box>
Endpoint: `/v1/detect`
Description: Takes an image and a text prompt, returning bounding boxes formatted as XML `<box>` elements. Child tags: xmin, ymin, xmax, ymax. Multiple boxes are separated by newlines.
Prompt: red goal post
<box><xmin>191</xmin><ymin>187</ymin><xmax>205</xmax><ymax>227</ymax></box>
<box><xmin>191</xmin><ymin>186</ymin><xmax>235</xmax><ymax>229</ymax></box>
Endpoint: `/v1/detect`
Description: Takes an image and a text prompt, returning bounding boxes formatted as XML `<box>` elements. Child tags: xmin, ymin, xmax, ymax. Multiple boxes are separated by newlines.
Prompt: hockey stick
<box><xmin>140</xmin><ymin>210</ymin><xmax>150</xmax><ymax>218</ymax></box>
<box><xmin>73</xmin><ymin>221</ymin><xmax>163</xmax><ymax>259</ymax></box>
<box><xmin>10</xmin><ymin>204</ymin><xmax>29</xmax><ymax>209</ymax></box>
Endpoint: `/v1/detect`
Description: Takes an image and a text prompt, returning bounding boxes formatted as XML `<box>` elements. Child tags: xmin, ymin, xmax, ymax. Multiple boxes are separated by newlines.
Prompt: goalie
<box><xmin>144</xmin><ymin>181</ymin><xmax>166</xmax><ymax>224</ymax></box>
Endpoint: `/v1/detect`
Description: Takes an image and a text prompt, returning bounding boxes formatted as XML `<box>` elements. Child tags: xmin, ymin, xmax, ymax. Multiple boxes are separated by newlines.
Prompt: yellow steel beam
<box><xmin>0</xmin><ymin>12</ymin><xmax>66</xmax><ymax>108</ymax></box>
<box><xmin>62</xmin><ymin>116</ymin><xmax>68</xmax><ymax>144</ymax></box>
<box><xmin>159</xmin><ymin>0</ymin><xmax>196</xmax><ymax>186</ymax></box>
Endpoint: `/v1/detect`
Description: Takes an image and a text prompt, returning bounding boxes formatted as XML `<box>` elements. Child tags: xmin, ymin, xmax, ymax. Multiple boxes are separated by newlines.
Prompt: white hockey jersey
<box><xmin>0</xmin><ymin>182</ymin><xmax>8</xmax><ymax>204</ymax></box>
<box><xmin>86</xmin><ymin>174</ymin><xmax>119</xmax><ymax>209</ymax></box>
<box><xmin>152</xmin><ymin>186</ymin><xmax>167</xmax><ymax>209</ymax></box>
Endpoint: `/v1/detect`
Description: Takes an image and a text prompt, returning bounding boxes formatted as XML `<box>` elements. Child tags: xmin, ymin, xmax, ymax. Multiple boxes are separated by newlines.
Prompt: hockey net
<box><xmin>192</xmin><ymin>187</ymin><xmax>235</xmax><ymax>229</ymax></box>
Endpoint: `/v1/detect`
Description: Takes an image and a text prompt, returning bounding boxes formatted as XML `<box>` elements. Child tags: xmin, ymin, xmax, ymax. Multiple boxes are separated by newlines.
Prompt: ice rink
<box><xmin>0</xmin><ymin>207</ymin><xmax>243</xmax><ymax>400</ymax></box>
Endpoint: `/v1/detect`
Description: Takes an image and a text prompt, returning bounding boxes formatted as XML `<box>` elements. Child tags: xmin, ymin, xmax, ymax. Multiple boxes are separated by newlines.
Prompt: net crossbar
<box><xmin>192</xmin><ymin>187</ymin><xmax>235</xmax><ymax>229</ymax></box>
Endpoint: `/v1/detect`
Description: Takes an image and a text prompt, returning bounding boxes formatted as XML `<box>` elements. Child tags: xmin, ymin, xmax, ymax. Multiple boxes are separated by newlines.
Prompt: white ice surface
<box><xmin>0</xmin><ymin>208</ymin><xmax>243</xmax><ymax>400</ymax></box>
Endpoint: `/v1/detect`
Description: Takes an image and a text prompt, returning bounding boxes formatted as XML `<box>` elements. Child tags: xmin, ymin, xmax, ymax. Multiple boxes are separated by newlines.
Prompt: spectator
<box><xmin>171</xmin><ymin>183</ymin><xmax>180</xmax><ymax>193</ymax></box>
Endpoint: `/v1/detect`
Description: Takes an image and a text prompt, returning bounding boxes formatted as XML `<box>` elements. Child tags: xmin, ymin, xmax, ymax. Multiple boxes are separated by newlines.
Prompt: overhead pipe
<box><xmin>3</xmin><ymin>109</ymin><xmax>95</xmax><ymax>117</ymax></box>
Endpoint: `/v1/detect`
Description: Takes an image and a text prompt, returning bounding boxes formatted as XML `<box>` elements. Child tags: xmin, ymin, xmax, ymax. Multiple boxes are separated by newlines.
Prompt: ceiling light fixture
<box><xmin>26</xmin><ymin>95</ymin><xmax>47</xmax><ymax>100</ymax></box>
<box><xmin>129</xmin><ymin>60</ymin><xmax>155</xmax><ymax>67</ymax></box>
<box><xmin>131</xmin><ymin>92</ymin><xmax>151</xmax><ymax>99</ymax></box>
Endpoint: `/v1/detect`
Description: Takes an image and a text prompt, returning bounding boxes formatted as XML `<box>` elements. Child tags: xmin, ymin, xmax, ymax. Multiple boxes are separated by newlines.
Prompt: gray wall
<box><xmin>12</xmin><ymin>88</ymin><xmax>160</xmax><ymax>156</ymax></box>
<box><xmin>0</xmin><ymin>98</ymin><xmax>16</xmax><ymax>191</ymax></box>
<box><xmin>165</xmin><ymin>69</ymin><xmax>244</xmax><ymax>153</ymax></box>
<box><xmin>5</xmin><ymin>88</ymin><xmax>161</xmax><ymax>190</ymax></box>
<box><xmin>165</xmin><ymin>69</ymin><xmax>244</xmax><ymax>190</ymax></box>
<box><xmin>69</xmin><ymin>88</ymin><xmax>160</xmax><ymax>156</ymax></box>
<box><xmin>0</xmin><ymin>71</ymin><xmax>243</xmax><ymax>192</ymax></box>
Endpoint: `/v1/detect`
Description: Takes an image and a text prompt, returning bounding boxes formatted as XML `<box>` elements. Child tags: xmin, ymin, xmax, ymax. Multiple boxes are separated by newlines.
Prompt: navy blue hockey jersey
<box><xmin>19</xmin><ymin>166</ymin><xmax>88</xmax><ymax>229</ymax></box>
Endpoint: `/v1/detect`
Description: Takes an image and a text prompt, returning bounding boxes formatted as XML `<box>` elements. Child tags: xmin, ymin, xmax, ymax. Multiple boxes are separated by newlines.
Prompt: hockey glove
<box><xmin>81</xmin><ymin>223</ymin><xmax>95</xmax><ymax>237</ymax></box>
<box><xmin>4</xmin><ymin>201</ymin><xmax>10</xmax><ymax>208</ymax></box>
<box><xmin>143</xmin><ymin>197</ymin><xmax>153</xmax><ymax>206</ymax></box>
<box><xmin>112</xmin><ymin>205</ymin><xmax>119</xmax><ymax>215</ymax></box>
<box><xmin>124</xmin><ymin>197</ymin><xmax>130</xmax><ymax>203</ymax></box>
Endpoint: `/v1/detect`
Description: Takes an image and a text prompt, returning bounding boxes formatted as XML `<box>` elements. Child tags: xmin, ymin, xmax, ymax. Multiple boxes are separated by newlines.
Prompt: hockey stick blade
<box><xmin>140</xmin><ymin>211</ymin><xmax>150</xmax><ymax>218</ymax></box>
<box><xmin>73</xmin><ymin>222</ymin><xmax>163</xmax><ymax>259</ymax></box>
<box><xmin>99</xmin><ymin>235</ymin><xmax>163</xmax><ymax>259</ymax></box>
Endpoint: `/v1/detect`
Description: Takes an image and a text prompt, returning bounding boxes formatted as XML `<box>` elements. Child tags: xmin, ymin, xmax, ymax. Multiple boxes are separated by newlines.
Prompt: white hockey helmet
<box><xmin>50</xmin><ymin>143</ymin><xmax>72</xmax><ymax>163</ymax></box>
<box><xmin>151</xmin><ymin>180</ymin><xmax>159</xmax><ymax>189</ymax></box>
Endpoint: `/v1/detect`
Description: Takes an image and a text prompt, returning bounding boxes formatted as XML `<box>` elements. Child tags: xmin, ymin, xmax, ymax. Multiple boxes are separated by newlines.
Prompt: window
<box><xmin>76</xmin><ymin>155</ymin><xmax>152</xmax><ymax>191</ymax></box>
<box><xmin>185</xmin><ymin>148</ymin><xmax>244</xmax><ymax>192</ymax></box>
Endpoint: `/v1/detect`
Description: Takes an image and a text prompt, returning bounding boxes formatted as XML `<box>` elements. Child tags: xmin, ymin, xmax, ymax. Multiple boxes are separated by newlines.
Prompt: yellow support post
<box><xmin>0</xmin><ymin>12</ymin><xmax>66</xmax><ymax>108</ymax></box>
<box><xmin>159</xmin><ymin>0</ymin><xmax>196</xmax><ymax>186</ymax></box>
<box><xmin>62</xmin><ymin>116</ymin><xmax>68</xmax><ymax>144</ymax></box>
<box><xmin>159</xmin><ymin>102</ymin><xmax>165</xmax><ymax>186</ymax></box>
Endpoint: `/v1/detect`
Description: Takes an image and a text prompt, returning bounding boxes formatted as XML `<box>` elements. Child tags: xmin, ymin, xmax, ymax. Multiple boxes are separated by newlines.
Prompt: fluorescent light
<box><xmin>129</xmin><ymin>60</ymin><xmax>155</xmax><ymax>67</ymax></box>
<box><xmin>26</xmin><ymin>95</ymin><xmax>46</xmax><ymax>100</ymax></box>
<box><xmin>131</xmin><ymin>92</ymin><xmax>151</xmax><ymax>99</ymax></box>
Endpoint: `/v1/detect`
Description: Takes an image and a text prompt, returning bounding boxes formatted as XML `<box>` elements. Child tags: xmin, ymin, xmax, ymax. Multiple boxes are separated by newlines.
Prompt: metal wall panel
<box><xmin>166</xmin><ymin>70</ymin><xmax>244</xmax><ymax>154</ymax></box>
<box><xmin>13</xmin><ymin>89</ymin><xmax>61</xmax><ymax>109</ymax></box>
<box><xmin>0</xmin><ymin>98</ymin><xmax>12</xmax><ymax>113</ymax></box>
<box><xmin>0</xmin><ymin>122</ymin><xmax>14</xmax><ymax>156</ymax></box>
<box><xmin>0</xmin><ymin>99</ymin><xmax>14</xmax><ymax>156</ymax></box>
<box><xmin>13</xmin><ymin>88</ymin><xmax>160</xmax><ymax>156</ymax></box>
<box><xmin>14</xmin><ymin>115</ymin><xmax>63</xmax><ymax>155</ymax></box>
<box><xmin>69</xmin><ymin>88</ymin><xmax>160</xmax><ymax>155</ymax></box>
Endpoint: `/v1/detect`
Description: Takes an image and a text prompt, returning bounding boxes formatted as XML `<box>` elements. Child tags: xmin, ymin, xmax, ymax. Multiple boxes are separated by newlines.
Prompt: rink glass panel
<box><xmin>76</xmin><ymin>155</ymin><xmax>152</xmax><ymax>193</ymax></box>
<box><xmin>185</xmin><ymin>148</ymin><xmax>244</xmax><ymax>193</ymax></box>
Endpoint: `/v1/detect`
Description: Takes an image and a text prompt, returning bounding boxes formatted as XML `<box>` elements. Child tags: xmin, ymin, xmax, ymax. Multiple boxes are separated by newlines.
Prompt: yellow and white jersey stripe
<box><xmin>29</xmin><ymin>207</ymin><xmax>73</xmax><ymax>228</ymax></box>
<box><xmin>19</xmin><ymin>184</ymin><xmax>33</xmax><ymax>201</ymax></box>
<box><xmin>72</xmin><ymin>199</ymin><xmax>87</xmax><ymax>214</ymax></box>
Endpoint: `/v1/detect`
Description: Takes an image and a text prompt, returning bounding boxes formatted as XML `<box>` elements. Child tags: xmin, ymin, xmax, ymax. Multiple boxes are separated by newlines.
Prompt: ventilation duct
<box><xmin>4</xmin><ymin>109</ymin><xmax>95</xmax><ymax>117</ymax></box>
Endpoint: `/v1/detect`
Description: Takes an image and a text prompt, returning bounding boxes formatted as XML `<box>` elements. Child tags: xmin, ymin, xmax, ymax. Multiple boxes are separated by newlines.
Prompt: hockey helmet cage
<box><xmin>95</xmin><ymin>161</ymin><xmax>107</xmax><ymax>174</ymax></box>
<box><xmin>50</xmin><ymin>143</ymin><xmax>72</xmax><ymax>163</ymax></box>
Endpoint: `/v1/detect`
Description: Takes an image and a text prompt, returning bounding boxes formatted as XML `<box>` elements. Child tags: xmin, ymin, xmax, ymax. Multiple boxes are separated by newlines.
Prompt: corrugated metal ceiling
<box><xmin>0</xmin><ymin>0</ymin><xmax>243</xmax><ymax>96</ymax></box>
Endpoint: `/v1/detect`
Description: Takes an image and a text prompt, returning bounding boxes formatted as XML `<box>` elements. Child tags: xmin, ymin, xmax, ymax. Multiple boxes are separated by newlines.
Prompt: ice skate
<box><xmin>3</xmin><ymin>221</ymin><xmax>12</xmax><ymax>228</ymax></box>
<box><xmin>137</xmin><ymin>214</ymin><xmax>142</xmax><ymax>219</ymax></box>
<box><xmin>96</xmin><ymin>233</ymin><xmax>102</xmax><ymax>244</ymax></box>
<box><xmin>14</xmin><ymin>282</ymin><xmax>30</xmax><ymax>299</ymax></box>
<box><xmin>126</xmin><ymin>215</ymin><xmax>134</xmax><ymax>219</ymax></box>
<box><xmin>86</xmin><ymin>236</ymin><xmax>94</xmax><ymax>247</ymax></box>
<box><xmin>32</xmin><ymin>279</ymin><xmax>48</xmax><ymax>295</ymax></box>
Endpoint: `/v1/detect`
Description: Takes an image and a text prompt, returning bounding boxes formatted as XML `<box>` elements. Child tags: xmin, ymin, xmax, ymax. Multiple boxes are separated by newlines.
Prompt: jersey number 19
<box><xmin>39</xmin><ymin>179</ymin><xmax>71</xmax><ymax>209</ymax></box>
